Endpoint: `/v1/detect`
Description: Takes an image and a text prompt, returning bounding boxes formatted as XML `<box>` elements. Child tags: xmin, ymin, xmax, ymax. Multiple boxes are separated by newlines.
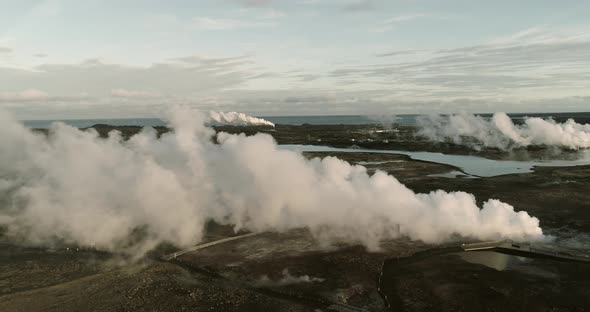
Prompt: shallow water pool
<box><xmin>279</xmin><ymin>144</ymin><xmax>590</xmax><ymax>177</ymax></box>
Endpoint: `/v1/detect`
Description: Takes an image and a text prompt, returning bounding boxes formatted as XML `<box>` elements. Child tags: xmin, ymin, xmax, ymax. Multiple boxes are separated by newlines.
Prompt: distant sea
<box><xmin>21</xmin><ymin>112</ymin><xmax>590</xmax><ymax>129</ymax></box>
<box><xmin>22</xmin><ymin>115</ymin><xmax>415</xmax><ymax>128</ymax></box>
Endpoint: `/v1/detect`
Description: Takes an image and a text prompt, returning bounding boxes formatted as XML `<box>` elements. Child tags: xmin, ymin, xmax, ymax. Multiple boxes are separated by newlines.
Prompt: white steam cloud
<box><xmin>209</xmin><ymin>111</ymin><xmax>275</xmax><ymax>127</ymax></box>
<box><xmin>417</xmin><ymin>112</ymin><xmax>590</xmax><ymax>150</ymax></box>
<box><xmin>256</xmin><ymin>269</ymin><xmax>325</xmax><ymax>287</ymax></box>
<box><xmin>0</xmin><ymin>107</ymin><xmax>543</xmax><ymax>257</ymax></box>
<box><xmin>367</xmin><ymin>114</ymin><xmax>400</xmax><ymax>130</ymax></box>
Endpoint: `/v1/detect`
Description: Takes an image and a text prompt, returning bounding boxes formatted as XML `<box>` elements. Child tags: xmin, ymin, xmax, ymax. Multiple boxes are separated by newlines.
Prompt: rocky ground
<box><xmin>3</xmin><ymin>124</ymin><xmax>590</xmax><ymax>311</ymax></box>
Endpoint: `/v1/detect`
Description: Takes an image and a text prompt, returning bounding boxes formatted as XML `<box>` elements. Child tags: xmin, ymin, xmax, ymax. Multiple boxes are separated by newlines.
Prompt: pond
<box><xmin>279</xmin><ymin>145</ymin><xmax>590</xmax><ymax>177</ymax></box>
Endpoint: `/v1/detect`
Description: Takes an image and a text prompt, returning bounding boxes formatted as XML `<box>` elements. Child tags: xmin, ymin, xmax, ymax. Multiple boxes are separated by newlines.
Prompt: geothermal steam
<box><xmin>209</xmin><ymin>111</ymin><xmax>275</xmax><ymax>127</ymax></box>
<box><xmin>256</xmin><ymin>269</ymin><xmax>325</xmax><ymax>287</ymax></box>
<box><xmin>417</xmin><ymin>112</ymin><xmax>590</xmax><ymax>150</ymax></box>
<box><xmin>0</xmin><ymin>107</ymin><xmax>543</xmax><ymax>256</ymax></box>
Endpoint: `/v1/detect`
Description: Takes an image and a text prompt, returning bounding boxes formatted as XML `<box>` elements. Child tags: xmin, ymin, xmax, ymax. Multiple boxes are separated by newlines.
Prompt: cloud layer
<box><xmin>1</xmin><ymin>2</ymin><xmax>589</xmax><ymax>117</ymax></box>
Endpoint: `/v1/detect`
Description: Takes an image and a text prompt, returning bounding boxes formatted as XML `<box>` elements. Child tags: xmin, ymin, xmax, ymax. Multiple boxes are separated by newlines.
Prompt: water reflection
<box><xmin>280</xmin><ymin>145</ymin><xmax>590</xmax><ymax>177</ymax></box>
<box><xmin>457</xmin><ymin>251</ymin><xmax>528</xmax><ymax>271</ymax></box>
<box><xmin>428</xmin><ymin>170</ymin><xmax>477</xmax><ymax>179</ymax></box>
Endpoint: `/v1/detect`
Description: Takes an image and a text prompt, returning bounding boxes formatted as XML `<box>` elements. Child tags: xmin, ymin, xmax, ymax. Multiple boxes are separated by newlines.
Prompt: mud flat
<box><xmin>3</xmin><ymin>125</ymin><xmax>588</xmax><ymax>311</ymax></box>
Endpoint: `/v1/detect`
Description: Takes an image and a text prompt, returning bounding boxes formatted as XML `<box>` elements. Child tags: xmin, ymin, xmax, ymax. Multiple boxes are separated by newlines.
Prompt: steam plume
<box><xmin>417</xmin><ymin>112</ymin><xmax>590</xmax><ymax>150</ymax></box>
<box><xmin>209</xmin><ymin>111</ymin><xmax>275</xmax><ymax>127</ymax></box>
<box><xmin>256</xmin><ymin>269</ymin><xmax>325</xmax><ymax>286</ymax></box>
<box><xmin>367</xmin><ymin>114</ymin><xmax>400</xmax><ymax>130</ymax></box>
<box><xmin>0</xmin><ymin>107</ymin><xmax>543</xmax><ymax>257</ymax></box>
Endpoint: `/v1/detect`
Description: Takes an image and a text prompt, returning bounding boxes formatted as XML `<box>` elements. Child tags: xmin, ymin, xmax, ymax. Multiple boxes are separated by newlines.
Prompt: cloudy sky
<box><xmin>1</xmin><ymin>0</ymin><xmax>589</xmax><ymax>119</ymax></box>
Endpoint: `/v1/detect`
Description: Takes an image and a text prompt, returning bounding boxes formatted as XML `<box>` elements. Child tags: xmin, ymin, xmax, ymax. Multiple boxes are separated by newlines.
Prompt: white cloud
<box><xmin>0</xmin><ymin>56</ymin><xmax>255</xmax><ymax>97</ymax></box>
<box><xmin>260</xmin><ymin>9</ymin><xmax>286</xmax><ymax>19</ymax></box>
<box><xmin>0</xmin><ymin>89</ymin><xmax>93</xmax><ymax>108</ymax></box>
<box><xmin>1</xmin><ymin>26</ymin><xmax>590</xmax><ymax>118</ymax></box>
<box><xmin>0</xmin><ymin>89</ymin><xmax>49</xmax><ymax>102</ymax></box>
<box><xmin>30</xmin><ymin>0</ymin><xmax>62</xmax><ymax>17</ymax></box>
<box><xmin>332</xmin><ymin>25</ymin><xmax>590</xmax><ymax>102</ymax></box>
<box><xmin>488</xmin><ymin>25</ymin><xmax>590</xmax><ymax>46</ymax></box>
<box><xmin>110</xmin><ymin>89</ymin><xmax>162</xmax><ymax>99</ymax></box>
<box><xmin>233</xmin><ymin>0</ymin><xmax>273</xmax><ymax>7</ymax></box>
<box><xmin>192</xmin><ymin>17</ymin><xmax>275</xmax><ymax>30</ymax></box>
<box><xmin>385</xmin><ymin>14</ymin><xmax>430</xmax><ymax>24</ymax></box>
<box><xmin>343</xmin><ymin>0</ymin><xmax>374</xmax><ymax>12</ymax></box>
<box><xmin>371</xmin><ymin>14</ymin><xmax>432</xmax><ymax>33</ymax></box>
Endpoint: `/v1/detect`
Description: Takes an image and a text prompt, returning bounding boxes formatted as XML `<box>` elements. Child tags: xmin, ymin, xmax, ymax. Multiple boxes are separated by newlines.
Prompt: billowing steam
<box><xmin>417</xmin><ymin>112</ymin><xmax>590</xmax><ymax>150</ymax></box>
<box><xmin>256</xmin><ymin>269</ymin><xmax>325</xmax><ymax>287</ymax></box>
<box><xmin>209</xmin><ymin>111</ymin><xmax>275</xmax><ymax>127</ymax></box>
<box><xmin>0</xmin><ymin>107</ymin><xmax>543</xmax><ymax>257</ymax></box>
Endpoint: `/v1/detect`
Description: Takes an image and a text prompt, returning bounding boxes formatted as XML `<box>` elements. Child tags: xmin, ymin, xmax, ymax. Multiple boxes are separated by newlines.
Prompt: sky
<box><xmin>1</xmin><ymin>0</ymin><xmax>590</xmax><ymax>119</ymax></box>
